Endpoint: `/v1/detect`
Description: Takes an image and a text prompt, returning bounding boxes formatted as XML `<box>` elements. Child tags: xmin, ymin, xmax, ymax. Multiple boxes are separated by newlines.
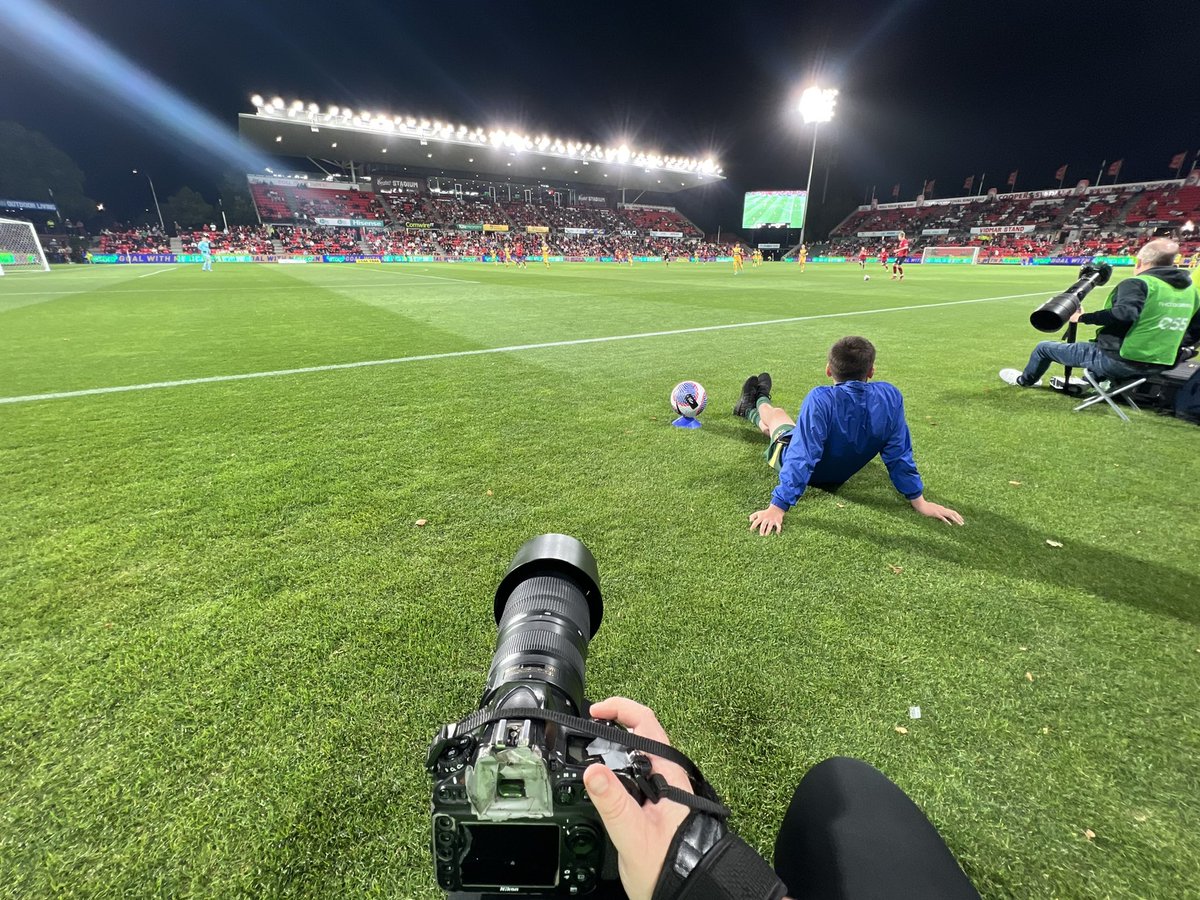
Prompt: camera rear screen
<box><xmin>461</xmin><ymin>823</ymin><xmax>560</xmax><ymax>889</ymax></box>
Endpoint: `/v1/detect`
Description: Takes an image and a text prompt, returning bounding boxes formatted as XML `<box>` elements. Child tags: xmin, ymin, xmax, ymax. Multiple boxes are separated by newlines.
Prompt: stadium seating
<box><xmin>179</xmin><ymin>227</ymin><xmax>273</xmax><ymax>255</ymax></box>
<box><xmin>362</xmin><ymin>230</ymin><xmax>442</xmax><ymax>256</ymax></box>
<box><xmin>617</xmin><ymin>206</ymin><xmax>703</xmax><ymax>237</ymax></box>
<box><xmin>274</xmin><ymin>226</ymin><xmax>361</xmax><ymax>254</ymax></box>
<box><xmin>95</xmin><ymin>228</ymin><xmax>171</xmax><ymax>254</ymax></box>
<box><xmin>829</xmin><ymin>179</ymin><xmax>1198</xmax><ymax>261</ymax></box>
<box><xmin>248</xmin><ymin>180</ymin><xmax>386</xmax><ymax>224</ymax></box>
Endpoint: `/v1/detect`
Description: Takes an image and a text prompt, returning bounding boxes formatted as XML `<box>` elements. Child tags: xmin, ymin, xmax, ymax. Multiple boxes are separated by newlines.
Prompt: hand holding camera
<box><xmin>582</xmin><ymin>698</ymin><xmax>692</xmax><ymax>900</ymax></box>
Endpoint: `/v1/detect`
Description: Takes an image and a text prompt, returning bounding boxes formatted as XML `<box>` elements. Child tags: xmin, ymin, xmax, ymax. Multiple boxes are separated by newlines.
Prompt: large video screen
<box><xmin>742</xmin><ymin>190</ymin><xmax>807</xmax><ymax>228</ymax></box>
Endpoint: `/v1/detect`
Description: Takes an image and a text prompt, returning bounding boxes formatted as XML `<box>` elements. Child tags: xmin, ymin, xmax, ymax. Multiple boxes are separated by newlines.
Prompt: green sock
<box><xmin>747</xmin><ymin>395</ymin><xmax>769</xmax><ymax>427</ymax></box>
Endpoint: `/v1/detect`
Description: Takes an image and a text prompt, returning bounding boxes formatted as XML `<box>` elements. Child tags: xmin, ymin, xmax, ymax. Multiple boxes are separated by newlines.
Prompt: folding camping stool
<box><xmin>1072</xmin><ymin>372</ymin><xmax>1148</xmax><ymax>422</ymax></box>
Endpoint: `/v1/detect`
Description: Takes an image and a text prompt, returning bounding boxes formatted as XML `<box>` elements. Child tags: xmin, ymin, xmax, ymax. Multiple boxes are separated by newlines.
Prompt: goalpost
<box><xmin>920</xmin><ymin>246</ymin><xmax>980</xmax><ymax>264</ymax></box>
<box><xmin>0</xmin><ymin>217</ymin><xmax>51</xmax><ymax>275</ymax></box>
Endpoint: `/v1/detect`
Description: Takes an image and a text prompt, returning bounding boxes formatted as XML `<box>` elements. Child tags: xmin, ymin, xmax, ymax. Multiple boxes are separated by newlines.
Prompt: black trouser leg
<box><xmin>773</xmin><ymin>757</ymin><xmax>979</xmax><ymax>900</ymax></box>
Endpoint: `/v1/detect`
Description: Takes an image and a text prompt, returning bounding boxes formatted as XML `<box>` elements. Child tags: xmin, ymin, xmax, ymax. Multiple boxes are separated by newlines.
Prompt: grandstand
<box><xmin>227</xmin><ymin>96</ymin><xmax>716</xmax><ymax>260</ymax></box>
<box><xmin>824</xmin><ymin>178</ymin><xmax>1200</xmax><ymax>260</ymax></box>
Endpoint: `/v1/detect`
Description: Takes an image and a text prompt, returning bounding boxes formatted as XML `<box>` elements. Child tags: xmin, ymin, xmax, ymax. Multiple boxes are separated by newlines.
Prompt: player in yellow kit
<box><xmin>541</xmin><ymin>241</ymin><xmax>550</xmax><ymax>268</ymax></box>
<box><xmin>797</xmin><ymin>243</ymin><xmax>808</xmax><ymax>272</ymax></box>
<box><xmin>733</xmin><ymin>243</ymin><xmax>745</xmax><ymax>274</ymax></box>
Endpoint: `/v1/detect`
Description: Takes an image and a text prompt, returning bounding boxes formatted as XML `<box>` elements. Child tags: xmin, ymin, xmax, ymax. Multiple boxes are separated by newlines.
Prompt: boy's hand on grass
<box><xmin>749</xmin><ymin>504</ymin><xmax>786</xmax><ymax>535</ymax></box>
<box><xmin>911</xmin><ymin>496</ymin><xmax>965</xmax><ymax>525</ymax></box>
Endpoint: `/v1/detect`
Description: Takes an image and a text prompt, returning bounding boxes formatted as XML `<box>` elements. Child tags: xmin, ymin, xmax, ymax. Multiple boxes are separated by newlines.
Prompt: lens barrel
<box><xmin>484</xmin><ymin>535</ymin><xmax>603</xmax><ymax>713</ymax></box>
<box><xmin>1029</xmin><ymin>263</ymin><xmax>1113</xmax><ymax>333</ymax></box>
<box><xmin>1030</xmin><ymin>292</ymin><xmax>1080</xmax><ymax>332</ymax></box>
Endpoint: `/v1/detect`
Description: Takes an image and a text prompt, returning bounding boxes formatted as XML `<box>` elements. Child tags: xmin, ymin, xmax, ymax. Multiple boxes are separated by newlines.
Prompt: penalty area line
<box><xmin>136</xmin><ymin>267</ymin><xmax>178</xmax><ymax>278</ymax></box>
<box><xmin>0</xmin><ymin>290</ymin><xmax>1048</xmax><ymax>406</ymax></box>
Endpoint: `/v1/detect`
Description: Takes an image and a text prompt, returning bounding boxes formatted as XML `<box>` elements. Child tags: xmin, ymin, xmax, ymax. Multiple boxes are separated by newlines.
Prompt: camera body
<box><xmin>428</xmin><ymin>682</ymin><xmax>646</xmax><ymax>895</ymax></box>
<box><xmin>428</xmin><ymin>535</ymin><xmax>636</xmax><ymax>896</ymax></box>
<box><xmin>1030</xmin><ymin>261</ymin><xmax>1113</xmax><ymax>332</ymax></box>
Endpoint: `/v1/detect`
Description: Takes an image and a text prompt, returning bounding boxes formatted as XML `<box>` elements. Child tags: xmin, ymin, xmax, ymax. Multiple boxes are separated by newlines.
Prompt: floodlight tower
<box><xmin>132</xmin><ymin>169</ymin><xmax>165</xmax><ymax>232</ymax></box>
<box><xmin>796</xmin><ymin>86</ymin><xmax>837</xmax><ymax>251</ymax></box>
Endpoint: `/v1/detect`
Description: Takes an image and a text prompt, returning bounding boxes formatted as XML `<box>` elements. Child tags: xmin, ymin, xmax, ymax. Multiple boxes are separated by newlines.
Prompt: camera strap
<box><xmin>448</xmin><ymin>705</ymin><xmax>732</xmax><ymax>819</ymax></box>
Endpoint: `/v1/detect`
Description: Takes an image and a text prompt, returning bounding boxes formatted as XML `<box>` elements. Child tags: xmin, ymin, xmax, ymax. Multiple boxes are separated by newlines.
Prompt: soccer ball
<box><xmin>671</xmin><ymin>381</ymin><xmax>708</xmax><ymax>418</ymax></box>
<box><xmin>864</xmin><ymin>275</ymin><xmax>871</xmax><ymax>282</ymax></box>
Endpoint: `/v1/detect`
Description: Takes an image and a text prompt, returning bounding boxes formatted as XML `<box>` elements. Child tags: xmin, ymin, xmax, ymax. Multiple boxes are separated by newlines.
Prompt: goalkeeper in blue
<box><xmin>198</xmin><ymin>236</ymin><xmax>213</xmax><ymax>272</ymax></box>
<box><xmin>735</xmin><ymin>336</ymin><xmax>964</xmax><ymax>535</ymax></box>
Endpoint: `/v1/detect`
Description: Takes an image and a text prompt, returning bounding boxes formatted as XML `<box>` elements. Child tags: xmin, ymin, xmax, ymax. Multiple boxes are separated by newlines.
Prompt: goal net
<box><xmin>0</xmin><ymin>217</ymin><xmax>51</xmax><ymax>274</ymax></box>
<box><xmin>920</xmin><ymin>246</ymin><xmax>979</xmax><ymax>264</ymax></box>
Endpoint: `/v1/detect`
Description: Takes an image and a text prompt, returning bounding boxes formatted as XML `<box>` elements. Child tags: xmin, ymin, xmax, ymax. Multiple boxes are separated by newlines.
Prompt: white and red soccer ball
<box><xmin>670</xmin><ymin>381</ymin><xmax>708</xmax><ymax>418</ymax></box>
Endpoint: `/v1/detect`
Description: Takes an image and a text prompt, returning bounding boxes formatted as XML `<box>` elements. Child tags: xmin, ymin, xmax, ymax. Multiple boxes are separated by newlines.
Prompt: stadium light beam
<box><xmin>796</xmin><ymin>86</ymin><xmax>838</xmax><ymax>250</ymax></box>
<box><xmin>0</xmin><ymin>0</ymin><xmax>273</xmax><ymax>177</ymax></box>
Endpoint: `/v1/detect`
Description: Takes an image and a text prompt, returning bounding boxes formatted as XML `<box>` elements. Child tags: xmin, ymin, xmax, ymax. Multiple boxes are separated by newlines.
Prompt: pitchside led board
<box><xmin>742</xmin><ymin>190</ymin><xmax>807</xmax><ymax>229</ymax></box>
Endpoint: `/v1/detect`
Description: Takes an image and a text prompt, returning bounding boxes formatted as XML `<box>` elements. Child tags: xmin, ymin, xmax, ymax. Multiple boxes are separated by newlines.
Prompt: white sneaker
<box><xmin>999</xmin><ymin>368</ymin><xmax>1041</xmax><ymax>387</ymax></box>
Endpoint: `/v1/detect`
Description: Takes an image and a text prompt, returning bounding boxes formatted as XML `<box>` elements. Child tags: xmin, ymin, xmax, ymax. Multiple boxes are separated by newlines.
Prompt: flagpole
<box><xmin>978</xmin><ymin>173</ymin><xmax>985</xmax><ymax>196</ymax></box>
<box><xmin>1057</xmin><ymin>168</ymin><xmax>1065</xmax><ymax>189</ymax></box>
<box><xmin>1097</xmin><ymin>160</ymin><xmax>1106</xmax><ymax>186</ymax></box>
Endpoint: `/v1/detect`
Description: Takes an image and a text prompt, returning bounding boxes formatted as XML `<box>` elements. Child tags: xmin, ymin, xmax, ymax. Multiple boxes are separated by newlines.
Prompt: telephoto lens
<box><xmin>1030</xmin><ymin>261</ymin><xmax>1113</xmax><ymax>332</ymax></box>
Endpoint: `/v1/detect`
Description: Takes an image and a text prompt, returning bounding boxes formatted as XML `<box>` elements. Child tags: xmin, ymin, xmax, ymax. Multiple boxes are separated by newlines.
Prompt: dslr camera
<box><xmin>426</xmin><ymin>534</ymin><xmax>651</xmax><ymax>897</ymax></box>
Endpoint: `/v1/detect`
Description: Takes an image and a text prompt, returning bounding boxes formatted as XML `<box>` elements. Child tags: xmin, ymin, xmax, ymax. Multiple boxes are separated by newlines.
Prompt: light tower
<box><xmin>796</xmin><ymin>87</ymin><xmax>837</xmax><ymax>252</ymax></box>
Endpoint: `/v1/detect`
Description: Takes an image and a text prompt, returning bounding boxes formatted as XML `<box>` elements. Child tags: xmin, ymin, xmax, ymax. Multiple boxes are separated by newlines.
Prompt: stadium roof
<box><xmin>238</xmin><ymin>97</ymin><xmax>724</xmax><ymax>194</ymax></box>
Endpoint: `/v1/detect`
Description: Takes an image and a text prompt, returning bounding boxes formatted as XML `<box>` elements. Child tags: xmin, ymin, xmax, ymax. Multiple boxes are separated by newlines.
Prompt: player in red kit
<box><xmin>891</xmin><ymin>233</ymin><xmax>910</xmax><ymax>280</ymax></box>
<box><xmin>878</xmin><ymin>245</ymin><xmax>888</xmax><ymax>269</ymax></box>
<box><xmin>857</xmin><ymin>245</ymin><xmax>868</xmax><ymax>269</ymax></box>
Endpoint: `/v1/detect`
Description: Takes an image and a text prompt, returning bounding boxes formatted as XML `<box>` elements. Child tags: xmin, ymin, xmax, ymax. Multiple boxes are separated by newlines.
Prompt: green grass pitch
<box><xmin>1</xmin><ymin>259</ymin><xmax>1197</xmax><ymax>898</ymax></box>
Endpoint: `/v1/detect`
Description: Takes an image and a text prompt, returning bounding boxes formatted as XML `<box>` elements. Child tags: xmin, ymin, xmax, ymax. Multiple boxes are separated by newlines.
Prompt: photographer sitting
<box><xmin>583</xmin><ymin>697</ymin><xmax>980</xmax><ymax>900</ymax></box>
<box><xmin>999</xmin><ymin>238</ymin><xmax>1200</xmax><ymax>387</ymax></box>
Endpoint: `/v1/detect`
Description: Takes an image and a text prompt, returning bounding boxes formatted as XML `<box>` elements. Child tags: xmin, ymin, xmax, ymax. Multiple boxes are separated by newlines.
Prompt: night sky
<box><xmin>1</xmin><ymin>0</ymin><xmax>1196</xmax><ymax>233</ymax></box>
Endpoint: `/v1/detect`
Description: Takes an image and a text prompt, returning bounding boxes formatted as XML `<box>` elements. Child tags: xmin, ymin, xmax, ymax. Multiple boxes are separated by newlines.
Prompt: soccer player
<box><xmin>198</xmin><ymin>235</ymin><xmax>213</xmax><ymax>272</ymax></box>
<box><xmin>878</xmin><ymin>245</ymin><xmax>889</xmax><ymax>269</ymax></box>
<box><xmin>891</xmin><ymin>232</ymin><xmax>910</xmax><ymax>280</ymax></box>
<box><xmin>502</xmin><ymin>243</ymin><xmax>512</xmax><ymax>267</ymax></box>
<box><xmin>733</xmin><ymin>242</ymin><xmax>745</xmax><ymax>273</ymax></box>
<box><xmin>513</xmin><ymin>241</ymin><xmax>526</xmax><ymax>268</ymax></box>
<box><xmin>541</xmin><ymin>240</ymin><xmax>551</xmax><ymax>268</ymax></box>
<box><xmin>733</xmin><ymin>336</ymin><xmax>964</xmax><ymax>535</ymax></box>
<box><xmin>858</xmin><ymin>245</ymin><xmax>869</xmax><ymax>269</ymax></box>
<box><xmin>797</xmin><ymin>243</ymin><xmax>808</xmax><ymax>272</ymax></box>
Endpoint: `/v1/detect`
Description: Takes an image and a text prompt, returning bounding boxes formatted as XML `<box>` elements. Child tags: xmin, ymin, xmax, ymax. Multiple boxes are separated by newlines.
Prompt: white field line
<box><xmin>136</xmin><ymin>267</ymin><xmax>178</xmax><ymax>278</ymax></box>
<box><xmin>0</xmin><ymin>276</ymin><xmax>479</xmax><ymax>298</ymax></box>
<box><xmin>0</xmin><ymin>291</ymin><xmax>1047</xmax><ymax>406</ymax></box>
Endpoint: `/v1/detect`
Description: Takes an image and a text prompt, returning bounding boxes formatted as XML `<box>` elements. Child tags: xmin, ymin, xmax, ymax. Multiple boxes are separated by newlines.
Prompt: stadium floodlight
<box><xmin>271</xmin><ymin>97</ymin><xmax>284</xmax><ymax>109</ymax></box>
<box><xmin>795</xmin><ymin>85</ymin><xmax>838</xmax><ymax>251</ymax></box>
<box><xmin>251</xmin><ymin>94</ymin><xmax>264</xmax><ymax>107</ymax></box>
<box><xmin>798</xmin><ymin>86</ymin><xmax>837</xmax><ymax>124</ymax></box>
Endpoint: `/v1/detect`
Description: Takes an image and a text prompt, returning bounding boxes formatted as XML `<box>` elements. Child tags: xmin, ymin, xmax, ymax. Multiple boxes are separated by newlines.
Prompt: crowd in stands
<box><xmin>248</xmin><ymin>181</ymin><xmax>386</xmax><ymax>224</ymax></box>
<box><xmin>66</xmin><ymin>176</ymin><xmax>1200</xmax><ymax>267</ymax></box>
<box><xmin>378</xmin><ymin>193</ymin><xmax>439</xmax><ymax>224</ymax></box>
<box><xmin>179</xmin><ymin>226</ymin><xmax>273</xmax><ymax>255</ymax></box>
<box><xmin>828</xmin><ymin>181</ymin><xmax>1200</xmax><ymax>261</ymax></box>
<box><xmin>94</xmin><ymin>227</ymin><xmax>171</xmax><ymax>255</ymax></box>
<box><xmin>617</xmin><ymin>207</ymin><xmax>704</xmax><ymax>237</ymax></box>
<box><xmin>274</xmin><ymin>226</ymin><xmax>361</xmax><ymax>254</ymax></box>
<box><xmin>363</xmin><ymin>230</ymin><xmax>442</xmax><ymax>256</ymax></box>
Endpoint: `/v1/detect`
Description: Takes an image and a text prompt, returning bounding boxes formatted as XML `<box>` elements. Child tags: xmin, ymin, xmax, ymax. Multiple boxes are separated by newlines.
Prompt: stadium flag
<box><xmin>1170</xmin><ymin>151</ymin><xmax>1186</xmax><ymax>175</ymax></box>
<box><xmin>962</xmin><ymin>175</ymin><xmax>974</xmax><ymax>191</ymax></box>
<box><xmin>922</xmin><ymin>179</ymin><xmax>935</xmax><ymax>196</ymax></box>
<box><xmin>1007</xmin><ymin>170</ymin><xmax>1018</xmax><ymax>190</ymax></box>
<box><xmin>1055</xmin><ymin>164</ymin><xmax>1068</xmax><ymax>182</ymax></box>
<box><xmin>1108</xmin><ymin>159</ymin><xmax>1123</xmax><ymax>178</ymax></box>
<box><xmin>891</xmin><ymin>183</ymin><xmax>899</xmax><ymax>198</ymax></box>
